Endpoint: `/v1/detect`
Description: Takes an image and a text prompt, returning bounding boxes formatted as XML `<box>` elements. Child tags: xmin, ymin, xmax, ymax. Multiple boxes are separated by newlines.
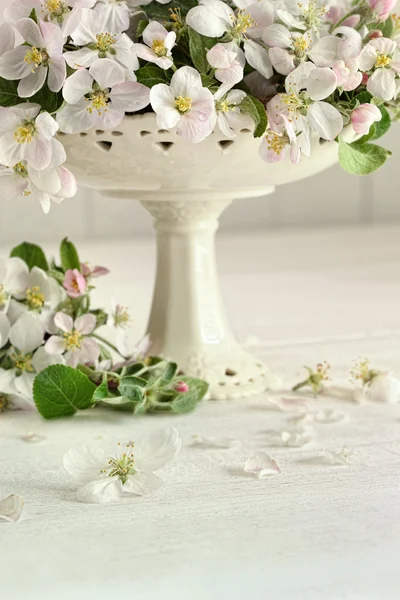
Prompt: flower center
<box><xmin>95</xmin><ymin>33</ymin><xmax>117</xmax><ymax>56</ymax></box>
<box><xmin>114</xmin><ymin>306</ymin><xmax>130</xmax><ymax>327</ymax></box>
<box><xmin>266</xmin><ymin>130</ymin><xmax>290</xmax><ymax>155</ymax></box>
<box><xmin>0</xmin><ymin>284</ymin><xmax>8</xmax><ymax>309</ymax></box>
<box><xmin>87</xmin><ymin>90</ymin><xmax>109</xmax><ymax>114</ymax></box>
<box><xmin>175</xmin><ymin>96</ymin><xmax>192</xmax><ymax>113</ymax></box>
<box><xmin>375</xmin><ymin>53</ymin><xmax>391</xmax><ymax>68</ymax></box>
<box><xmin>281</xmin><ymin>93</ymin><xmax>304</xmax><ymax>113</ymax></box>
<box><xmin>14</xmin><ymin>121</ymin><xmax>36</xmax><ymax>144</ymax></box>
<box><xmin>301</xmin><ymin>1</ymin><xmax>326</xmax><ymax>29</ymax></box>
<box><xmin>63</xmin><ymin>329</ymin><xmax>82</xmax><ymax>351</ymax></box>
<box><xmin>350</xmin><ymin>359</ymin><xmax>379</xmax><ymax>385</ymax></box>
<box><xmin>217</xmin><ymin>100</ymin><xmax>234</xmax><ymax>113</ymax></box>
<box><xmin>232</xmin><ymin>10</ymin><xmax>255</xmax><ymax>37</ymax></box>
<box><xmin>152</xmin><ymin>39</ymin><xmax>168</xmax><ymax>57</ymax></box>
<box><xmin>24</xmin><ymin>47</ymin><xmax>48</xmax><ymax>71</ymax></box>
<box><xmin>11</xmin><ymin>350</ymin><xmax>34</xmax><ymax>373</ymax></box>
<box><xmin>293</xmin><ymin>36</ymin><xmax>309</xmax><ymax>56</ymax></box>
<box><xmin>13</xmin><ymin>162</ymin><xmax>28</xmax><ymax>178</ymax></box>
<box><xmin>44</xmin><ymin>0</ymin><xmax>66</xmax><ymax>17</ymax></box>
<box><xmin>26</xmin><ymin>286</ymin><xmax>45</xmax><ymax>310</ymax></box>
<box><xmin>102</xmin><ymin>443</ymin><xmax>136</xmax><ymax>485</ymax></box>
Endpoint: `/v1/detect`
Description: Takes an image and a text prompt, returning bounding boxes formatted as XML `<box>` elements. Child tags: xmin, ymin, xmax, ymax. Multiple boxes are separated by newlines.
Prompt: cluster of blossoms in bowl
<box><xmin>0</xmin><ymin>238</ymin><xmax>208</xmax><ymax>417</ymax></box>
<box><xmin>0</xmin><ymin>0</ymin><xmax>399</xmax><ymax>209</ymax></box>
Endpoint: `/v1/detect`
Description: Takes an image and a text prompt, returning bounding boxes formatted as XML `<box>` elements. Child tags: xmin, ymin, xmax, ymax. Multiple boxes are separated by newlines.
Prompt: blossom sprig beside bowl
<box><xmin>0</xmin><ymin>237</ymin><xmax>208</xmax><ymax>417</ymax></box>
<box><xmin>0</xmin><ymin>0</ymin><xmax>399</xmax><ymax>212</ymax></box>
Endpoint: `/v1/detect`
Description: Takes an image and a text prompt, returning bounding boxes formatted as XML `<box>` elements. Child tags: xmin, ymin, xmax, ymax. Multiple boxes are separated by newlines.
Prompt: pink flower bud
<box><xmin>369</xmin><ymin>29</ymin><xmax>384</xmax><ymax>39</ymax></box>
<box><xmin>351</xmin><ymin>103</ymin><xmax>382</xmax><ymax>135</ymax></box>
<box><xmin>368</xmin><ymin>0</ymin><xmax>397</xmax><ymax>20</ymax></box>
<box><xmin>362</xmin><ymin>73</ymin><xmax>369</xmax><ymax>85</ymax></box>
<box><xmin>63</xmin><ymin>269</ymin><xmax>87</xmax><ymax>299</ymax></box>
<box><xmin>175</xmin><ymin>381</ymin><xmax>189</xmax><ymax>393</ymax></box>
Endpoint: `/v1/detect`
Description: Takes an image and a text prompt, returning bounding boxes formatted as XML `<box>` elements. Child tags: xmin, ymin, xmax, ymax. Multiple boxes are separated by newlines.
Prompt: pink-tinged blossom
<box><xmin>45</xmin><ymin>312</ymin><xmax>99</xmax><ymax>368</ymax></box>
<box><xmin>368</xmin><ymin>0</ymin><xmax>397</xmax><ymax>20</ymax></box>
<box><xmin>63</xmin><ymin>269</ymin><xmax>87</xmax><ymax>298</ymax></box>
<box><xmin>133</xmin><ymin>22</ymin><xmax>176</xmax><ymax>70</ymax></box>
<box><xmin>263</xmin><ymin>25</ymin><xmax>314</xmax><ymax>75</ymax></box>
<box><xmin>0</xmin><ymin>103</ymin><xmax>61</xmax><ymax>171</ymax></box>
<box><xmin>175</xmin><ymin>381</ymin><xmax>189</xmax><ymax>393</ymax></box>
<box><xmin>57</xmin><ymin>59</ymin><xmax>150</xmax><ymax>134</ymax></box>
<box><xmin>259</xmin><ymin>114</ymin><xmax>310</xmax><ymax>164</ymax></box>
<box><xmin>0</xmin><ymin>19</ymin><xmax>66</xmax><ymax>97</ymax></box>
<box><xmin>80</xmin><ymin>263</ymin><xmax>110</xmax><ymax>278</ymax></box>
<box><xmin>325</xmin><ymin>6</ymin><xmax>360</xmax><ymax>28</ymax></box>
<box><xmin>207</xmin><ymin>42</ymin><xmax>245</xmax><ymax>87</ymax></box>
<box><xmin>350</xmin><ymin>103</ymin><xmax>382</xmax><ymax>135</ymax></box>
<box><xmin>359</xmin><ymin>37</ymin><xmax>400</xmax><ymax>101</ymax></box>
<box><xmin>150</xmin><ymin>66</ymin><xmax>215</xmax><ymax>143</ymax></box>
<box><xmin>213</xmin><ymin>88</ymin><xmax>253</xmax><ymax>138</ymax></box>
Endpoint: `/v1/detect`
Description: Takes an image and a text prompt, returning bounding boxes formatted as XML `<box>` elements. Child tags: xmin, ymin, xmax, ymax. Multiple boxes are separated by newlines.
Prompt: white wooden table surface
<box><xmin>1</xmin><ymin>225</ymin><xmax>400</xmax><ymax>600</ymax></box>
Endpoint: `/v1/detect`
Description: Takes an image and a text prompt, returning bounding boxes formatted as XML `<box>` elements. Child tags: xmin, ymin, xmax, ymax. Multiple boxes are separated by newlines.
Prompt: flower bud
<box><xmin>368</xmin><ymin>0</ymin><xmax>397</xmax><ymax>21</ymax></box>
<box><xmin>351</xmin><ymin>103</ymin><xmax>382</xmax><ymax>135</ymax></box>
<box><xmin>175</xmin><ymin>381</ymin><xmax>189</xmax><ymax>393</ymax></box>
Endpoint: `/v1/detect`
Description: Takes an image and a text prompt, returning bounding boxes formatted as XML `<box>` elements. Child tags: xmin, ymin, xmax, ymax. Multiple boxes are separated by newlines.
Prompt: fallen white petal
<box><xmin>0</xmin><ymin>494</ymin><xmax>24</xmax><ymax>522</ymax></box>
<box><xmin>322</xmin><ymin>447</ymin><xmax>353</xmax><ymax>465</ymax></box>
<box><xmin>191</xmin><ymin>435</ymin><xmax>238</xmax><ymax>449</ymax></box>
<box><xmin>314</xmin><ymin>409</ymin><xmax>348</xmax><ymax>424</ymax></box>
<box><xmin>243</xmin><ymin>451</ymin><xmax>281</xmax><ymax>479</ymax></box>
<box><xmin>266</xmin><ymin>396</ymin><xmax>310</xmax><ymax>412</ymax></box>
<box><xmin>280</xmin><ymin>427</ymin><xmax>313</xmax><ymax>447</ymax></box>
<box><xmin>20</xmin><ymin>432</ymin><xmax>46</xmax><ymax>443</ymax></box>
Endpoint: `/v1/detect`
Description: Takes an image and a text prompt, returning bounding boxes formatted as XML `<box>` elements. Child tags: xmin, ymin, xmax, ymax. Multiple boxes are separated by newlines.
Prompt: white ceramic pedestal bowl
<box><xmin>60</xmin><ymin>113</ymin><xmax>338</xmax><ymax>399</ymax></box>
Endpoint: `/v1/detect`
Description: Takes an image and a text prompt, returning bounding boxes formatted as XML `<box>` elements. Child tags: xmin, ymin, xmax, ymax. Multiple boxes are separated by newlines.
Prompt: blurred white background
<box><xmin>0</xmin><ymin>0</ymin><xmax>399</xmax><ymax>246</ymax></box>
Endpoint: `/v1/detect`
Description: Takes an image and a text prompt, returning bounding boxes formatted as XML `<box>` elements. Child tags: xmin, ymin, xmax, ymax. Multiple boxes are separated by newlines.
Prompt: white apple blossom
<box><xmin>0</xmin><ymin>257</ymin><xmax>29</xmax><ymax>313</ymax></box>
<box><xmin>150</xmin><ymin>66</ymin><xmax>215</xmax><ymax>143</ymax></box>
<box><xmin>45</xmin><ymin>312</ymin><xmax>100</xmax><ymax>367</ymax></box>
<box><xmin>63</xmin><ymin>427</ymin><xmax>182</xmax><ymax>504</ymax></box>
<box><xmin>93</xmin><ymin>0</ymin><xmax>134</xmax><ymax>33</ymax></box>
<box><xmin>359</xmin><ymin>37</ymin><xmax>400</xmax><ymax>101</ymax></box>
<box><xmin>207</xmin><ymin>42</ymin><xmax>245</xmax><ymax>87</ymax></box>
<box><xmin>268</xmin><ymin>63</ymin><xmax>343</xmax><ymax>141</ymax></box>
<box><xmin>276</xmin><ymin>0</ymin><xmax>327</xmax><ymax>31</ymax></box>
<box><xmin>64</xmin><ymin>9</ymin><xmax>139</xmax><ymax>71</ymax></box>
<box><xmin>260</xmin><ymin>113</ymin><xmax>310</xmax><ymax>163</ymax></box>
<box><xmin>0</xmin><ymin>159</ymin><xmax>77</xmax><ymax>213</ymax></box>
<box><xmin>213</xmin><ymin>88</ymin><xmax>253</xmax><ymax>138</ymax></box>
<box><xmin>186</xmin><ymin>0</ymin><xmax>274</xmax><ymax>78</ymax></box>
<box><xmin>263</xmin><ymin>25</ymin><xmax>314</xmax><ymax>76</ymax></box>
<box><xmin>8</xmin><ymin>266</ymin><xmax>62</xmax><ymax>322</ymax></box>
<box><xmin>0</xmin><ymin>313</ymin><xmax>61</xmax><ymax>409</ymax></box>
<box><xmin>133</xmin><ymin>21</ymin><xmax>176</xmax><ymax>70</ymax></box>
<box><xmin>57</xmin><ymin>59</ymin><xmax>150</xmax><ymax>134</ymax></box>
<box><xmin>0</xmin><ymin>103</ymin><xmax>61</xmax><ymax>171</ymax></box>
<box><xmin>0</xmin><ymin>18</ymin><xmax>66</xmax><ymax>97</ymax></box>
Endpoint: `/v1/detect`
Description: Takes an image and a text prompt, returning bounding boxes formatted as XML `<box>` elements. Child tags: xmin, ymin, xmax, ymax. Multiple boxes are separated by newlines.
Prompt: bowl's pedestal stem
<box><xmin>141</xmin><ymin>195</ymin><xmax>278</xmax><ymax>399</ymax></box>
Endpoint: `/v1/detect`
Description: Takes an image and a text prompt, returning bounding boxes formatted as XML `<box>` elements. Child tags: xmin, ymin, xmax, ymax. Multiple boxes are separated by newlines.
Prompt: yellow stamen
<box><xmin>14</xmin><ymin>122</ymin><xmax>35</xmax><ymax>144</ymax></box>
<box><xmin>232</xmin><ymin>10</ymin><xmax>255</xmax><ymax>37</ymax></box>
<box><xmin>11</xmin><ymin>350</ymin><xmax>34</xmax><ymax>373</ymax></box>
<box><xmin>266</xmin><ymin>130</ymin><xmax>290</xmax><ymax>155</ymax></box>
<box><xmin>175</xmin><ymin>96</ymin><xmax>192</xmax><ymax>113</ymax></box>
<box><xmin>87</xmin><ymin>90</ymin><xmax>108</xmax><ymax>113</ymax></box>
<box><xmin>293</xmin><ymin>36</ymin><xmax>309</xmax><ymax>55</ymax></box>
<box><xmin>26</xmin><ymin>286</ymin><xmax>45</xmax><ymax>310</ymax></box>
<box><xmin>13</xmin><ymin>162</ymin><xmax>28</xmax><ymax>177</ymax></box>
<box><xmin>152</xmin><ymin>39</ymin><xmax>167</xmax><ymax>57</ymax></box>
<box><xmin>102</xmin><ymin>443</ymin><xmax>136</xmax><ymax>484</ymax></box>
<box><xmin>63</xmin><ymin>330</ymin><xmax>82</xmax><ymax>351</ymax></box>
<box><xmin>24</xmin><ymin>47</ymin><xmax>44</xmax><ymax>71</ymax></box>
<box><xmin>375</xmin><ymin>53</ymin><xmax>391</xmax><ymax>68</ymax></box>
<box><xmin>96</xmin><ymin>32</ymin><xmax>117</xmax><ymax>55</ymax></box>
<box><xmin>281</xmin><ymin>93</ymin><xmax>304</xmax><ymax>113</ymax></box>
<box><xmin>114</xmin><ymin>306</ymin><xmax>130</xmax><ymax>327</ymax></box>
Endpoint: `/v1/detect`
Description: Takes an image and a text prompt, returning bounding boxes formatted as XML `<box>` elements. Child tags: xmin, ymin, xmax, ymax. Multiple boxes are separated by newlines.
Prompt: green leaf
<box><xmin>135</xmin><ymin>19</ymin><xmax>149</xmax><ymax>40</ymax></box>
<box><xmin>31</xmin><ymin>86</ymin><xmax>64</xmax><ymax>114</ymax></box>
<box><xmin>28</xmin><ymin>8</ymin><xmax>38</xmax><ymax>23</ymax></box>
<box><xmin>33</xmin><ymin>365</ymin><xmax>96</xmax><ymax>419</ymax></box>
<box><xmin>200</xmin><ymin>73</ymin><xmax>218</xmax><ymax>90</ymax></box>
<box><xmin>135</xmin><ymin>66</ymin><xmax>170</xmax><ymax>88</ymax></box>
<box><xmin>171</xmin><ymin>377</ymin><xmax>208</xmax><ymax>414</ymax></box>
<box><xmin>144</xmin><ymin>0</ymin><xmax>196</xmax><ymax>21</ymax></box>
<box><xmin>60</xmin><ymin>237</ymin><xmax>81</xmax><ymax>271</ymax></box>
<box><xmin>10</xmin><ymin>242</ymin><xmax>49</xmax><ymax>271</ymax></box>
<box><xmin>0</xmin><ymin>78</ymin><xmax>22</xmax><ymax>107</ymax></box>
<box><xmin>188</xmin><ymin>27</ymin><xmax>214</xmax><ymax>73</ymax></box>
<box><xmin>378</xmin><ymin>16</ymin><xmax>393</xmax><ymax>38</ymax></box>
<box><xmin>239</xmin><ymin>95</ymin><xmax>267</xmax><ymax>138</ymax></box>
<box><xmin>118</xmin><ymin>376</ymin><xmax>147</xmax><ymax>401</ymax></box>
<box><xmin>338</xmin><ymin>138</ymin><xmax>391</xmax><ymax>175</ymax></box>
<box><xmin>160</xmin><ymin>362</ymin><xmax>178</xmax><ymax>385</ymax></box>
<box><xmin>371</xmin><ymin>104</ymin><xmax>391</xmax><ymax>140</ymax></box>
<box><xmin>98</xmin><ymin>396</ymin><xmax>135</xmax><ymax>412</ymax></box>
<box><xmin>93</xmin><ymin>379</ymin><xmax>111</xmax><ymax>401</ymax></box>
